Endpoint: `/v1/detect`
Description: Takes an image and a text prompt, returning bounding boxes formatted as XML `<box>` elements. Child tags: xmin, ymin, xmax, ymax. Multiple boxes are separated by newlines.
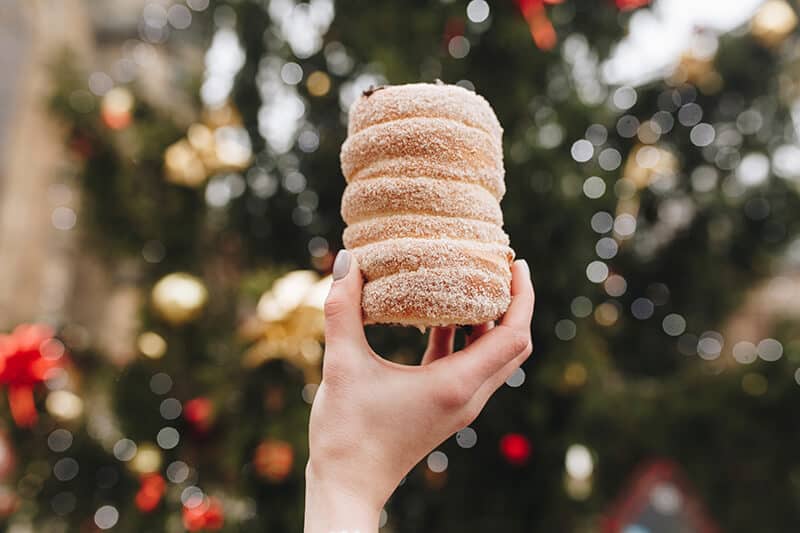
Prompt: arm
<box><xmin>304</xmin><ymin>250</ymin><xmax>535</xmax><ymax>532</ymax></box>
<box><xmin>304</xmin><ymin>462</ymin><xmax>381</xmax><ymax>533</ymax></box>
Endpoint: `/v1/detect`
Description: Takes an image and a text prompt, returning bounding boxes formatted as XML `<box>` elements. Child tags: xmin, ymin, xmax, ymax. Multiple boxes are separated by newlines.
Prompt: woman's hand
<box><xmin>304</xmin><ymin>250</ymin><xmax>535</xmax><ymax>532</ymax></box>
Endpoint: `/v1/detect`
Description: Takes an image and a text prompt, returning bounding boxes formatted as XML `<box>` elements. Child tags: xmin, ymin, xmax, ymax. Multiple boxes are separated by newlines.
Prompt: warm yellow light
<box><xmin>46</xmin><ymin>390</ymin><xmax>84</xmax><ymax>421</ymax></box>
<box><xmin>214</xmin><ymin>126</ymin><xmax>252</xmax><ymax>169</ymax></box>
<box><xmin>751</xmin><ymin>0</ymin><xmax>798</xmax><ymax>47</ymax></box>
<box><xmin>137</xmin><ymin>331</ymin><xmax>167</xmax><ymax>359</ymax></box>
<box><xmin>257</xmin><ymin>271</ymin><xmax>319</xmax><ymax>322</ymax></box>
<box><xmin>594</xmin><ymin>302</ymin><xmax>619</xmax><ymax>327</ymax></box>
<box><xmin>101</xmin><ymin>87</ymin><xmax>134</xmax><ymax>130</ymax></box>
<box><xmin>151</xmin><ymin>273</ymin><xmax>208</xmax><ymax>326</ymax></box>
<box><xmin>563</xmin><ymin>363</ymin><xmax>587</xmax><ymax>388</ymax></box>
<box><xmin>164</xmin><ymin>140</ymin><xmax>207</xmax><ymax>187</ymax></box>
<box><xmin>303</xmin><ymin>275</ymin><xmax>332</xmax><ymax>311</ymax></box>
<box><xmin>187</xmin><ymin>123</ymin><xmax>215</xmax><ymax>152</ymax></box>
<box><xmin>306</xmin><ymin>71</ymin><xmax>331</xmax><ymax>97</ymax></box>
<box><xmin>130</xmin><ymin>442</ymin><xmax>162</xmax><ymax>474</ymax></box>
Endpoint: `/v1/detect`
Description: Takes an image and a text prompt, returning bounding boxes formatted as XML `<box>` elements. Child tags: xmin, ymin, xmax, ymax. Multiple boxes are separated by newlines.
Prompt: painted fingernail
<box><xmin>332</xmin><ymin>250</ymin><xmax>352</xmax><ymax>281</ymax></box>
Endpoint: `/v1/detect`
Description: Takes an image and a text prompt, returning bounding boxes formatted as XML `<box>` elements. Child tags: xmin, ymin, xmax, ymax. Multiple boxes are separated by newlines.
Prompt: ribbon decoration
<box><xmin>135</xmin><ymin>473</ymin><xmax>166</xmax><ymax>513</ymax></box>
<box><xmin>0</xmin><ymin>324</ymin><xmax>66</xmax><ymax>427</ymax></box>
<box><xmin>183</xmin><ymin>496</ymin><xmax>224</xmax><ymax>531</ymax></box>
<box><xmin>514</xmin><ymin>0</ymin><xmax>651</xmax><ymax>50</ymax></box>
<box><xmin>514</xmin><ymin>0</ymin><xmax>563</xmax><ymax>50</ymax></box>
<box><xmin>615</xmin><ymin>0</ymin><xmax>651</xmax><ymax>10</ymax></box>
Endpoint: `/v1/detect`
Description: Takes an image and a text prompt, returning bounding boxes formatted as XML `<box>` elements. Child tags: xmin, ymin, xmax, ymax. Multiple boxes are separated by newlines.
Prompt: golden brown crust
<box><xmin>347</xmin><ymin>157</ymin><xmax>505</xmax><ymax>200</ymax></box>
<box><xmin>343</xmin><ymin>214</ymin><xmax>510</xmax><ymax>249</ymax></box>
<box><xmin>340</xmin><ymin>117</ymin><xmax>503</xmax><ymax>195</ymax></box>
<box><xmin>340</xmin><ymin>82</ymin><xmax>512</xmax><ymax>327</ymax></box>
<box><xmin>361</xmin><ymin>267</ymin><xmax>512</xmax><ymax>327</ymax></box>
<box><xmin>341</xmin><ymin>177</ymin><xmax>503</xmax><ymax>225</ymax></box>
<box><xmin>348</xmin><ymin>82</ymin><xmax>503</xmax><ymax>141</ymax></box>
<box><xmin>351</xmin><ymin>238</ymin><xmax>513</xmax><ymax>282</ymax></box>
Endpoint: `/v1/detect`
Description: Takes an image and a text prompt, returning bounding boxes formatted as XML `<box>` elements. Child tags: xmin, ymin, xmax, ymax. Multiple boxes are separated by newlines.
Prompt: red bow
<box><xmin>0</xmin><ymin>324</ymin><xmax>66</xmax><ymax>427</ymax></box>
<box><xmin>515</xmin><ymin>0</ymin><xmax>562</xmax><ymax>50</ymax></box>
<box><xmin>515</xmin><ymin>0</ymin><xmax>651</xmax><ymax>49</ymax></box>
<box><xmin>135</xmin><ymin>473</ymin><xmax>166</xmax><ymax>513</ymax></box>
<box><xmin>183</xmin><ymin>496</ymin><xmax>224</xmax><ymax>531</ymax></box>
<box><xmin>615</xmin><ymin>0</ymin><xmax>651</xmax><ymax>10</ymax></box>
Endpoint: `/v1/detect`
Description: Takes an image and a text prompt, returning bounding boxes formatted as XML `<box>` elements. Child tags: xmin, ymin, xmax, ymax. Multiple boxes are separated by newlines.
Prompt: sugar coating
<box><xmin>348</xmin><ymin>83</ymin><xmax>503</xmax><ymax>142</ymax></box>
<box><xmin>351</xmin><ymin>238</ymin><xmax>514</xmax><ymax>282</ymax></box>
<box><xmin>343</xmin><ymin>213</ymin><xmax>509</xmax><ymax>248</ymax></box>
<box><xmin>361</xmin><ymin>267</ymin><xmax>511</xmax><ymax>327</ymax></box>
<box><xmin>340</xmin><ymin>117</ymin><xmax>503</xmax><ymax>194</ymax></box>
<box><xmin>341</xmin><ymin>176</ymin><xmax>502</xmax><ymax>225</ymax></box>
<box><xmin>340</xmin><ymin>82</ymin><xmax>512</xmax><ymax>327</ymax></box>
<box><xmin>348</xmin><ymin>157</ymin><xmax>505</xmax><ymax>199</ymax></box>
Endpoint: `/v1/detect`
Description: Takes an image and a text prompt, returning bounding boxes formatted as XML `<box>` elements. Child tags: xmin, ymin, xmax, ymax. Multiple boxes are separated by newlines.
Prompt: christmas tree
<box><xmin>2</xmin><ymin>0</ymin><xmax>800</xmax><ymax>531</ymax></box>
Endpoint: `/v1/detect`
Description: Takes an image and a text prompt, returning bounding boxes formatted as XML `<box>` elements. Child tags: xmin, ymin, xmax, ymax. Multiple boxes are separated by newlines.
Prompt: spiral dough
<box><xmin>340</xmin><ymin>82</ymin><xmax>513</xmax><ymax>327</ymax></box>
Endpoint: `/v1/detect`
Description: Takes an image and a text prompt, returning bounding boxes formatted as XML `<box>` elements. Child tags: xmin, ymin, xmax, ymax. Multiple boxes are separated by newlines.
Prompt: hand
<box><xmin>304</xmin><ymin>251</ymin><xmax>535</xmax><ymax>532</ymax></box>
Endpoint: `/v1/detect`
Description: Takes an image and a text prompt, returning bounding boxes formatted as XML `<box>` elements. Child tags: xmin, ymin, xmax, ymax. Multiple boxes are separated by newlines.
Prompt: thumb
<box><xmin>323</xmin><ymin>249</ymin><xmax>367</xmax><ymax>350</ymax></box>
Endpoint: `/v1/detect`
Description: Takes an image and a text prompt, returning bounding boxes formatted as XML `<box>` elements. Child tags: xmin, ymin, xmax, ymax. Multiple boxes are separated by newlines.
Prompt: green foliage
<box><xmin>9</xmin><ymin>1</ymin><xmax>800</xmax><ymax>532</ymax></box>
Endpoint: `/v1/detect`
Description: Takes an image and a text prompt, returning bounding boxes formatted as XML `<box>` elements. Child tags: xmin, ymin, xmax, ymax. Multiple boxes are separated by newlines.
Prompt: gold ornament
<box><xmin>130</xmin><ymin>442</ymin><xmax>163</xmax><ymax>474</ymax></box>
<box><xmin>138</xmin><ymin>331</ymin><xmax>167</xmax><ymax>359</ymax></box>
<box><xmin>623</xmin><ymin>144</ymin><xmax>678</xmax><ymax>191</ymax></box>
<box><xmin>670</xmin><ymin>51</ymin><xmax>722</xmax><ymax>94</ymax></box>
<box><xmin>151</xmin><ymin>273</ymin><xmax>209</xmax><ymax>326</ymax></box>
<box><xmin>165</xmin><ymin>140</ymin><xmax>207</xmax><ymax>187</ymax></box>
<box><xmin>241</xmin><ymin>271</ymin><xmax>331</xmax><ymax>384</ymax></box>
<box><xmin>164</xmin><ymin>102</ymin><xmax>252</xmax><ymax>188</ymax></box>
<box><xmin>306</xmin><ymin>71</ymin><xmax>331</xmax><ymax>97</ymax></box>
<box><xmin>253</xmin><ymin>439</ymin><xmax>294</xmax><ymax>482</ymax></box>
<box><xmin>562</xmin><ymin>362</ymin><xmax>588</xmax><ymax>389</ymax></box>
<box><xmin>45</xmin><ymin>390</ymin><xmax>84</xmax><ymax>421</ymax></box>
<box><xmin>751</xmin><ymin>0</ymin><xmax>798</xmax><ymax>48</ymax></box>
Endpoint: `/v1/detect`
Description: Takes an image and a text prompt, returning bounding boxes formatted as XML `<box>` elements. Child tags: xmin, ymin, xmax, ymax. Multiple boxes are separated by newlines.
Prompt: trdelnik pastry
<box><xmin>339</xmin><ymin>82</ymin><xmax>514</xmax><ymax>328</ymax></box>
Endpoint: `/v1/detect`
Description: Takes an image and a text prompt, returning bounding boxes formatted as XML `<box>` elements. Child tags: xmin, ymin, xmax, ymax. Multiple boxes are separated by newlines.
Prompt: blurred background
<box><xmin>1</xmin><ymin>0</ymin><xmax>800</xmax><ymax>531</ymax></box>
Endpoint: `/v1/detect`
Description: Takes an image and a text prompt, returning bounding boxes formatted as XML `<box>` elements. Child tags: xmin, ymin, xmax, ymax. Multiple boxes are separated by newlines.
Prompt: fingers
<box><xmin>421</xmin><ymin>327</ymin><xmax>455</xmax><ymax>365</ymax></box>
<box><xmin>422</xmin><ymin>322</ymin><xmax>493</xmax><ymax>365</ymax></box>
<box><xmin>465</xmin><ymin>322</ymin><xmax>493</xmax><ymax>348</ymax></box>
<box><xmin>500</xmin><ymin>259</ymin><xmax>535</xmax><ymax>332</ymax></box>
<box><xmin>470</xmin><ymin>342</ymin><xmax>534</xmax><ymax>413</ymax></box>
<box><xmin>431</xmin><ymin>260</ymin><xmax>534</xmax><ymax>392</ymax></box>
<box><xmin>323</xmin><ymin>250</ymin><xmax>368</xmax><ymax>355</ymax></box>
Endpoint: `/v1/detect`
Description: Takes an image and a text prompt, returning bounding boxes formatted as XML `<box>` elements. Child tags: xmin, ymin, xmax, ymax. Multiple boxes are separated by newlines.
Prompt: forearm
<box><xmin>304</xmin><ymin>462</ymin><xmax>381</xmax><ymax>533</ymax></box>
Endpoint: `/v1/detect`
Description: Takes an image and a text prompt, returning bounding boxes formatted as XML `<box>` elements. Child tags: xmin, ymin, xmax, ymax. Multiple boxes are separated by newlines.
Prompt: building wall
<box><xmin>0</xmin><ymin>0</ymin><xmax>93</xmax><ymax>329</ymax></box>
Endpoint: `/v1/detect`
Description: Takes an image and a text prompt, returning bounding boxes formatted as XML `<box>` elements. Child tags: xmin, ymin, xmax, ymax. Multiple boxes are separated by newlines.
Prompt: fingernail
<box><xmin>332</xmin><ymin>250</ymin><xmax>352</xmax><ymax>281</ymax></box>
<box><xmin>517</xmin><ymin>259</ymin><xmax>530</xmax><ymax>279</ymax></box>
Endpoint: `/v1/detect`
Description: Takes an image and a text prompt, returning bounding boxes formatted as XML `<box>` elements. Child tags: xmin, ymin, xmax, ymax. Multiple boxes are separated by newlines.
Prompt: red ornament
<box><xmin>614</xmin><ymin>0</ymin><xmax>650</xmax><ymax>11</ymax></box>
<box><xmin>515</xmin><ymin>0</ymin><xmax>650</xmax><ymax>49</ymax></box>
<box><xmin>253</xmin><ymin>439</ymin><xmax>294</xmax><ymax>482</ymax></box>
<box><xmin>500</xmin><ymin>433</ymin><xmax>532</xmax><ymax>466</ymax></box>
<box><xmin>514</xmin><ymin>0</ymin><xmax>563</xmax><ymax>50</ymax></box>
<box><xmin>135</xmin><ymin>473</ymin><xmax>166</xmax><ymax>513</ymax></box>
<box><xmin>184</xmin><ymin>397</ymin><xmax>214</xmax><ymax>433</ymax></box>
<box><xmin>0</xmin><ymin>324</ymin><xmax>67</xmax><ymax>427</ymax></box>
<box><xmin>182</xmin><ymin>496</ymin><xmax>224</xmax><ymax>531</ymax></box>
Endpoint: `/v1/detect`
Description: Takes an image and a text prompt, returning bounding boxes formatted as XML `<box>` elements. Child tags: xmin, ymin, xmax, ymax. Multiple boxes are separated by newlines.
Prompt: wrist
<box><xmin>304</xmin><ymin>460</ymin><xmax>383</xmax><ymax>533</ymax></box>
